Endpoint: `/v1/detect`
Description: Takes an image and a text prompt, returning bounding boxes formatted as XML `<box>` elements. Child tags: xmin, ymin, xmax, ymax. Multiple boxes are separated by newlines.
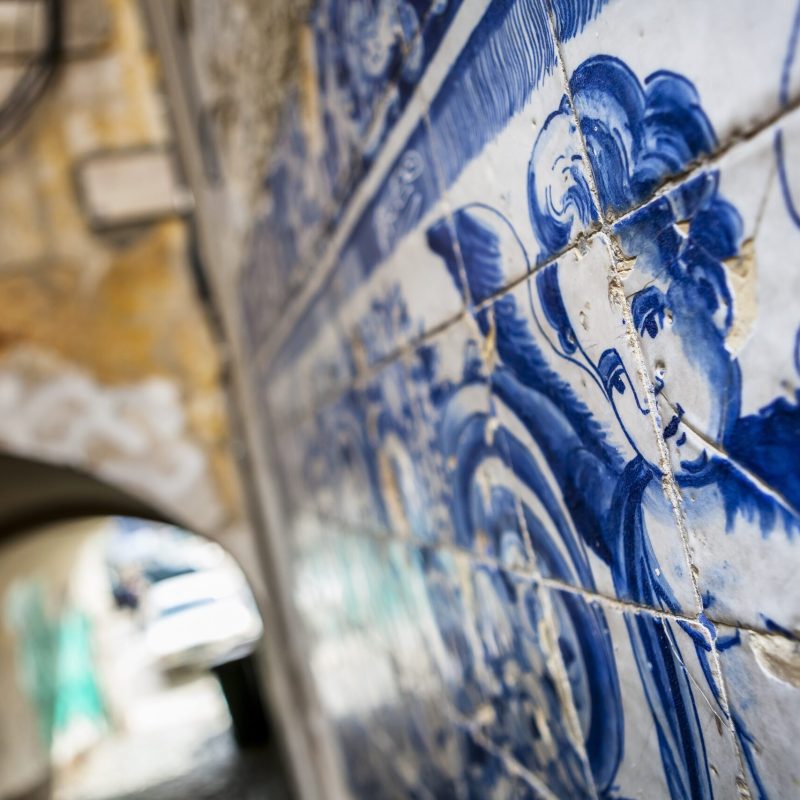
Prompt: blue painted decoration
<box><xmin>245</xmin><ymin>1</ymin><xmax>800</xmax><ymax>797</ymax></box>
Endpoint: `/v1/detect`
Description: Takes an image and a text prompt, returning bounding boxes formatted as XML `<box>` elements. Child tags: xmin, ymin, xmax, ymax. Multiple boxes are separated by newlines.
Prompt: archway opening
<box><xmin>0</xmin><ymin>457</ymin><xmax>290</xmax><ymax>800</ymax></box>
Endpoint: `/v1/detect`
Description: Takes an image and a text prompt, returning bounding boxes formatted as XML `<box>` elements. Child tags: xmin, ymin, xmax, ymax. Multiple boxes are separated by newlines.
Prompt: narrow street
<box><xmin>53</xmin><ymin>608</ymin><xmax>290</xmax><ymax>800</ymax></box>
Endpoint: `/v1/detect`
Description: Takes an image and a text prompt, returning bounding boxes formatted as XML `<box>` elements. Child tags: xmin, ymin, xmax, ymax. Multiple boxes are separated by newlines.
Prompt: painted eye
<box><xmin>631</xmin><ymin>285</ymin><xmax>668</xmax><ymax>339</ymax></box>
<box><xmin>598</xmin><ymin>349</ymin><xmax>627</xmax><ymax>397</ymax></box>
<box><xmin>536</xmin><ymin>263</ymin><xmax>578</xmax><ymax>355</ymax></box>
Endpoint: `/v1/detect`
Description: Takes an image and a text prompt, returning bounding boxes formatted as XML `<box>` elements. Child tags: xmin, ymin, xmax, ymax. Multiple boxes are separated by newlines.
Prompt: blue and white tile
<box><xmin>311</xmin><ymin>0</ymin><xmax>408</xmax><ymax>202</ymax></box>
<box><xmin>430</xmin><ymin>53</ymin><xmax>598</xmax><ymax>301</ymax></box>
<box><xmin>264</xmin><ymin>288</ymin><xmax>353</xmax><ymax>427</ymax></box>
<box><xmin>615</xmin><ymin>107</ymin><xmax>800</xmax><ymax>633</ymax></box>
<box><xmin>357</xmin><ymin>1</ymin><xmax>465</xmax><ymax>174</ymax></box>
<box><xmin>457</xmin><ymin>442</ymin><xmax>533</xmax><ymax>570</ymax></box>
<box><xmin>462</xmin><ymin>736</ymin><xmax>544</xmax><ymax>800</ymax></box>
<box><xmin>396</xmin><ymin>0</ymin><xmax>465</xmax><ymax>107</ymax></box>
<box><xmin>305</xmin><ymin>389</ymin><xmax>391</xmax><ymax>531</ymax></box>
<box><xmin>268</xmin><ymin>413</ymin><xmax>325</xmax><ymax>533</ymax></box>
<box><xmin>358</xmin><ymin>546</ymin><xmax>476</xmax><ymax>796</ymax></box>
<box><xmin>427</xmin><ymin>316</ymin><xmax>547</xmax><ymax>568</ymax></box>
<box><xmin>420</xmin><ymin>554</ymin><xmax>596</xmax><ymax>797</ymax></box>
<box><xmin>332</xmin><ymin>126</ymin><xmax>467</xmax><ymax>368</ymax></box>
<box><xmin>268</xmin><ymin>384</ymin><xmax>379</xmax><ymax>534</ymax></box>
<box><xmin>362</xmin><ymin>318</ymin><xmax>491</xmax><ymax>545</ymax></box>
<box><xmin>396</xmin><ymin>2</ymin><xmax>600</xmax><ymax>301</ymax></box>
<box><xmin>425</xmin><ymin>221</ymin><xmax>696</xmax><ymax>610</ymax></box>
<box><xmin>295</xmin><ymin>534</ymin><xmax>472</xmax><ymax>797</ymax></box>
<box><xmin>261</xmin><ymin>90</ymin><xmax>330</xmax><ymax>277</ymax></box>
<box><xmin>717</xmin><ymin>624</ymin><xmax>800</xmax><ymax>800</ymax></box>
<box><xmin>548</xmin><ymin>590</ymin><xmax>744</xmax><ymax>798</ymax></box>
<box><xmin>558</xmin><ymin>0</ymin><xmax>800</xmax><ymax>218</ymax></box>
<box><xmin>361</xmin><ymin>351</ymin><xmax>440</xmax><ymax>540</ymax></box>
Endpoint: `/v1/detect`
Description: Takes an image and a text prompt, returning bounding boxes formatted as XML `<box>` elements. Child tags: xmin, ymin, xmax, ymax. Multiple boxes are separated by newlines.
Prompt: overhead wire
<box><xmin>0</xmin><ymin>0</ymin><xmax>63</xmax><ymax>146</ymax></box>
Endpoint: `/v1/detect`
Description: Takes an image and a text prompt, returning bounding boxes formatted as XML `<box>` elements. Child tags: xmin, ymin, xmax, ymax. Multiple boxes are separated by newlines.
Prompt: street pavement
<box><xmin>95</xmin><ymin>730</ymin><xmax>290</xmax><ymax>800</ymax></box>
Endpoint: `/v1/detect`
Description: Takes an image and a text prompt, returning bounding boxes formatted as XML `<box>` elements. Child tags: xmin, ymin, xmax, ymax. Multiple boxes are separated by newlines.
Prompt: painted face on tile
<box><xmin>532</xmin><ymin>257</ymin><xmax>664</xmax><ymax>470</ymax></box>
<box><xmin>527</xmin><ymin>56</ymin><xmax>744</xmax><ymax>474</ymax></box>
<box><xmin>630</xmin><ymin>279</ymin><xmax>726</xmax><ymax>463</ymax></box>
<box><xmin>618</xmin><ymin>175</ymin><xmax>743</xmax><ymax>470</ymax></box>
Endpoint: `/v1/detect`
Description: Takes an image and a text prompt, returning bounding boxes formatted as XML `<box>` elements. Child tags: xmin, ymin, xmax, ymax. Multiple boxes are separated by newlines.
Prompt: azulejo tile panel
<box><xmin>242</xmin><ymin>1</ymin><xmax>800</xmax><ymax>797</ymax></box>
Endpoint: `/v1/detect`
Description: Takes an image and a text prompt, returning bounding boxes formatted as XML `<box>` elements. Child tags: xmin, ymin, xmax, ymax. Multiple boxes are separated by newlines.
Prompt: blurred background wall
<box><xmin>0</xmin><ymin>0</ymin><xmax>242</xmax><ymax>546</ymax></box>
<box><xmin>0</xmin><ymin>3</ymin><xmax>309</xmax><ymax>797</ymax></box>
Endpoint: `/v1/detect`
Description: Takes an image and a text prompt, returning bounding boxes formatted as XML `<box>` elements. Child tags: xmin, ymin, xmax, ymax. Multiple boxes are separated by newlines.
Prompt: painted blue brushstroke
<box><xmin>775</xmin><ymin>2</ymin><xmax>800</xmax><ymax>230</ymax></box>
<box><xmin>550</xmin><ymin>0</ymin><xmax>610</xmax><ymax>41</ymax></box>
<box><xmin>528</xmin><ymin>97</ymin><xmax>598</xmax><ymax>260</ymax></box>
<box><xmin>337</xmin><ymin>119</ymin><xmax>441</xmax><ymax>291</ymax></box>
<box><xmin>780</xmin><ymin>0</ymin><xmax>800</xmax><ymax>106</ymax></box>
<box><xmin>312</xmin><ymin>0</ymin><xmax>406</xmax><ymax>185</ymax></box>
<box><xmin>567</xmin><ymin>56</ymin><xmax>717</xmax><ymax>216</ymax></box>
<box><xmin>423</xmin><ymin>550</ymin><xmax>598</xmax><ymax>796</ymax></box>
<box><xmin>399</xmin><ymin>0</ymin><xmax>464</xmax><ymax>104</ymax></box>
<box><xmin>427</xmin><ymin>0</ymin><xmax>557</xmax><ymax>190</ymax></box>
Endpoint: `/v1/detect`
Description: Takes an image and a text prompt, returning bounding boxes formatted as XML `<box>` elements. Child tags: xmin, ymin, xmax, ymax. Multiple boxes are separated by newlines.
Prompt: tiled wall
<box><xmin>240</xmin><ymin>1</ymin><xmax>800</xmax><ymax>797</ymax></box>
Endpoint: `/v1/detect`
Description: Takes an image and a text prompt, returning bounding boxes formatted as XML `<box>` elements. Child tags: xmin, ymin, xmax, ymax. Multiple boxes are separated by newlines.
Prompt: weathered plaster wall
<box><xmin>0</xmin><ymin>0</ymin><xmax>243</xmax><ymax>545</ymax></box>
<box><xmin>208</xmin><ymin>1</ymin><xmax>800</xmax><ymax>798</ymax></box>
<box><xmin>187</xmin><ymin>0</ymin><xmax>313</xmax><ymax>212</ymax></box>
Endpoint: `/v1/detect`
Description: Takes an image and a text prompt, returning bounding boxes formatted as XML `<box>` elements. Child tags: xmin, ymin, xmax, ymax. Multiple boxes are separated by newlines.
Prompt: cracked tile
<box><xmin>614</xmin><ymin>108</ymin><xmax>800</xmax><ymax>633</ymax></box>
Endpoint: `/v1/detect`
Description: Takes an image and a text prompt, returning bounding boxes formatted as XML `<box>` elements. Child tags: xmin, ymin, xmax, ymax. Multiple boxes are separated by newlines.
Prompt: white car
<box><xmin>141</xmin><ymin>568</ymin><xmax>263</xmax><ymax>671</ymax></box>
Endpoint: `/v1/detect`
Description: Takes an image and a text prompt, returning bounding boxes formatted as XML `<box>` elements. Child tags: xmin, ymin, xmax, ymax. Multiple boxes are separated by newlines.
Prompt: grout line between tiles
<box><xmin>252</xmin><ymin>73</ymin><xmax>800</xmax><ymax>404</ymax></box>
<box><xmin>548</xmin><ymin>5</ymin><xmax>705</xmax><ymax>615</ymax></box>
<box><xmin>305</xmin><ymin>508</ymin><xmax>799</xmax><ymax>645</ymax></box>
<box><xmin>546</xmin><ymin>21</ymin><xmax>756</xmax><ymax>788</ymax></box>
